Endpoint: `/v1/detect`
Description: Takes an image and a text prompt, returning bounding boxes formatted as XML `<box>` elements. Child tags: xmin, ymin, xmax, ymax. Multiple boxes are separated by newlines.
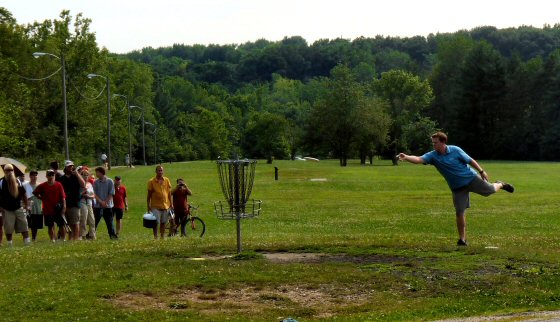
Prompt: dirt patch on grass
<box><xmin>262</xmin><ymin>252</ymin><xmax>324</xmax><ymax>263</ymax></box>
<box><xmin>110</xmin><ymin>284</ymin><xmax>373</xmax><ymax>318</ymax></box>
<box><xmin>110</xmin><ymin>289</ymin><xmax>560</xmax><ymax>321</ymax></box>
<box><xmin>262</xmin><ymin>252</ymin><xmax>414</xmax><ymax>265</ymax></box>
<box><xmin>110</xmin><ymin>251</ymin><xmax>402</xmax><ymax>318</ymax></box>
<box><xmin>179</xmin><ymin>252</ymin><xmax>414</xmax><ymax>265</ymax></box>
<box><xmin>108</xmin><ymin>253</ymin><xmax>558</xmax><ymax>320</ymax></box>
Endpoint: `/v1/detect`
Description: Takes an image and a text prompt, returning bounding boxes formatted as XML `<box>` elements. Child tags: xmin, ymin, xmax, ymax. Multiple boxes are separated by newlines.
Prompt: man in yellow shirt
<box><xmin>146</xmin><ymin>165</ymin><xmax>172</xmax><ymax>239</ymax></box>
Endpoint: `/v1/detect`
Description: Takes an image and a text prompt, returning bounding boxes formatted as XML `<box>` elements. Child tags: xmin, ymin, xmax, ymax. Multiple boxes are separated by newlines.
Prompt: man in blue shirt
<box><xmin>398</xmin><ymin>132</ymin><xmax>514</xmax><ymax>246</ymax></box>
<box><xmin>93</xmin><ymin>166</ymin><xmax>118</xmax><ymax>240</ymax></box>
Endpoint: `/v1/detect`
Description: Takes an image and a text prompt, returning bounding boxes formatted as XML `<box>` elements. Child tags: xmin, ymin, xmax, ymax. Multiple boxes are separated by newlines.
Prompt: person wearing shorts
<box><xmin>0</xmin><ymin>164</ymin><xmax>30</xmax><ymax>246</ymax></box>
<box><xmin>112</xmin><ymin>176</ymin><xmax>128</xmax><ymax>237</ymax></box>
<box><xmin>24</xmin><ymin>170</ymin><xmax>43</xmax><ymax>241</ymax></box>
<box><xmin>33</xmin><ymin>169</ymin><xmax>66</xmax><ymax>242</ymax></box>
<box><xmin>398</xmin><ymin>132</ymin><xmax>515</xmax><ymax>246</ymax></box>
<box><xmin>57</xmin><ymin>160</ymin><xmax>86</xmax><ymax>241</ymax></box>
<box><xmin>147</xmin><ymin>165</ymin><xmax>172</xmax><ymax>239</ymax></box>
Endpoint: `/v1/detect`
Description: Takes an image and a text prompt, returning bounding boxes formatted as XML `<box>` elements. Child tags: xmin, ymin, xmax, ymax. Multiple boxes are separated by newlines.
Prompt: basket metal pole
<box><xmin>234</xmin><ymin>161</ymin><xmax>242</xmax><ymax>253</ymax></box>
<box><xmin>236</xmin><ymin>215</ymin><xmax>242</xmax><ymax>253</ymax></box>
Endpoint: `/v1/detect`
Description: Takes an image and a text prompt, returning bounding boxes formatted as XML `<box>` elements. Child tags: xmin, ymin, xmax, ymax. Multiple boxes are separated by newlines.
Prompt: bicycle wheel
<box><xmin>183</xmin><ymin>216</ymin><xmax>205</xmax><ymax>237</ymax></box>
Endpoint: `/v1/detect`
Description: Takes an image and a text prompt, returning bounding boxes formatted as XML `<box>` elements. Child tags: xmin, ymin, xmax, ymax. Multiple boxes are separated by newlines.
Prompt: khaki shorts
<box><xmin>3</xmin><ymin>208</ymin><xmax>29</xmax><ymax>234</ymax></box>
<box><xmin>151</xmin><ymin>208</ymin><xmax>169</xmax><ymax>224</ymax></box>
<box><xmin>452</xmin><ymin>176</ymin><xmax>496</xmax><ymax>214</ymax></box>
<box><xmin>65</xmin><ymin>207</ymin><xmax>80</xmax><ymax>225</ymax></box>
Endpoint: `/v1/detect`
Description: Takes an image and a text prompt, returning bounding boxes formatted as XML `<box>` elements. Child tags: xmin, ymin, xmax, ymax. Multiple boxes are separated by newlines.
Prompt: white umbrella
<box><xmin>0</xmin><ymin>157</ymin><xmax>28</xmax><ymax>177</ymax></box>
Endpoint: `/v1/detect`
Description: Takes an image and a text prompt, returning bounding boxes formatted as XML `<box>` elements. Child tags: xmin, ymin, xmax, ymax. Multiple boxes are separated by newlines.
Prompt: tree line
<box><xmin>2</xmin><ymin>7</ymin><xmax>560</xmax><ymax>169</ymax></box>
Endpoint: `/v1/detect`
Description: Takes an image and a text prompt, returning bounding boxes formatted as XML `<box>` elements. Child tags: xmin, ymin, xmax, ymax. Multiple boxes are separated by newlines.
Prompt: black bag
<box><xmin>55</xmin><ymin>202</ymin><xmax>64</xmax><ymax>215</ymax></box>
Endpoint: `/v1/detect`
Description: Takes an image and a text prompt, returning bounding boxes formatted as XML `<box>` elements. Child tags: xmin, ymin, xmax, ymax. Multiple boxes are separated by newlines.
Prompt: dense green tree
<box><xmin>538</xmin><ymin>50</ymin><xmax>560</xmax><ymax>160</ymax></box>
<box><xmin>191</xmin><ymin>107</ymin><xmax>231</xmax><ymax>159</ymax></box>
<box><xmin>0</xmin><ymin>12</ymin><xmax>35</xmax><ymax>158</ymax></box>
<box><xmin>309</xmin><ymin>65</ymin><xmax>359</xmax><ymax>166</ymax></box>
<box><xmin>375</xmin><ymin>49</ymin><xmax>417</xmax><ymax>75</ymax></box>
<box><xmin>372</xmin><ymin>69</ymin><xmax>435</xmax><ymax>161</ymax></box>
<box><xmin>12</xmin><ymin>10</ymin><xmax>109</xmax><ymax>164</ymax></box>
<box><xmin>400</xmin><ymin>116</ymin><xmax>438</xmax><ymax>156</ymax></box>
<box><xmin>243</xmin><ymin>112</ymin><xmax>289</xmax><ymax>163</ymax></box>
<box><xmin>428</xmin><ymin>35</ymin><xmax>475</xmax><ymax>132</ymax></box>
<box><xmin>156</xmin><ymin>76</ymin><xmax>196</xmax><ymax>127</ymax></box>
<box><xmin>353</xmin><ymin>97</ymin><xmax>392</xmax><ymax>164</ymax></box>
<box><xmin>308</xmin><ymin>64</ymin><xmax>391</xmax><ymax>166</ymax></box>
<box><xmin>352</xmin><ymin>62</ymin><xmax>376</xmax><ymax>83</ymax></box>
<box><xmin>453</xmin><ymin>41</ymin><xmax>506</xmax><ymax>158</ymax></box>
<box><xmin>497</xmin><ymin>55</ymin><xmax>543</xmax><ymax>159</ymax></box>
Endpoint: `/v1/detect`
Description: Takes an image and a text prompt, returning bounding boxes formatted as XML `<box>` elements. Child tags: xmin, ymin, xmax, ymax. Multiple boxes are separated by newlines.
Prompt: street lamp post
<box><xmin>113</xmin><ymin>94</ymin><xmax>132</xmax><ymax>167</ymax></box>
<box><xmin>145</xmin><ymin>121</ymin><xmax>157</xmax><ymax>165</ymax></box>
<box><xmin>130</xmin><ymin>106</ymin><xmax>146</xmax><ymax>165</ymax></box>
<box><xmin>87</xmin><ymin>73</ymin><xmax>111</xmax><ymax>170</ymax></box>
<box><xmin>32</xmin><ymin>52</ymin><xmax>69</xmax><ymax>160</ymax></box>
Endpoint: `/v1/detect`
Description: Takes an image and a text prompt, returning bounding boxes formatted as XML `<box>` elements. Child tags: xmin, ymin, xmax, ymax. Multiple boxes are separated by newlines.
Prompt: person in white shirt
<box><xmin>78</xmin><ymin>168</ymin><xmax>96</xmax><ymax>240</ymax></box>
<box><xmin>23</xmin><ymin>170</ymin><xmax>43</xmax><ymax>241</ymax></box>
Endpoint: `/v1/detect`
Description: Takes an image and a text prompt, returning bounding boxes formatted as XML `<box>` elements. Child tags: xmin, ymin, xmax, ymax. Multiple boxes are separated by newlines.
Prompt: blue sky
<box><xmin>2</xmin><ymin>0</ymin><xmax>558</xmax><ymax>53</ymax></box>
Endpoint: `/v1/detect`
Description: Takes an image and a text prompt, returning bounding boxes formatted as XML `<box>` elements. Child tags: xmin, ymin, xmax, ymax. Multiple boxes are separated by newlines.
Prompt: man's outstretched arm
<box><xmin>397</xmin><ymin>153</ymin><xmax>425</xmax><ymax>164</ymax></box>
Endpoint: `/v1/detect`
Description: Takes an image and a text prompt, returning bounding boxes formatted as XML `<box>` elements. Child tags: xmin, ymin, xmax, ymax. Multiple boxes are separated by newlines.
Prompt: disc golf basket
<box><xmin>214</xmin><ymin>159</ymin><xmax>262</xmax><ymax>253</ymax></box>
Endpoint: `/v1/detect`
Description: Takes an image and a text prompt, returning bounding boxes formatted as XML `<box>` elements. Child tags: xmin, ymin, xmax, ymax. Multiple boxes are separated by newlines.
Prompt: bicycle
<box><xmin>166</xmin><ymin>205</ymin><xmax>206</xmax><ymax>237</ymax></box>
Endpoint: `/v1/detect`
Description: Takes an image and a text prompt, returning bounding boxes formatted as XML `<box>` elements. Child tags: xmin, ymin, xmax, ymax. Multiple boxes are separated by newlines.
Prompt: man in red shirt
<box><xmin>171</xmin><ymin>178</ymin><xmax>192</xmax><ymax>236</ymax></box>
<box><xmin>112</xmin><ymin>176</ymin><xmax>128</xmax><ymax>237</ymax></box>
<box><xmin>33</xmin><ymin>169</ymin><xmax>66</xmax><ymax>242</ymax></box>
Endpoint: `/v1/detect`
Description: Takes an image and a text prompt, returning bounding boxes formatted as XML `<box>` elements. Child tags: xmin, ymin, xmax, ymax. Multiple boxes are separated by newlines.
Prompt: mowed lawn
<box><xmin>1</xmin><ymin>159</ymin><xmax>560</xmax><ymax>321</ymax></box>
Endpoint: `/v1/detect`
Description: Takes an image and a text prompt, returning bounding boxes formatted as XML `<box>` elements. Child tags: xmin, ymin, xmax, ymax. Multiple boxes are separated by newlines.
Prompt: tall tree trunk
<box><xmin>359</xmin><ymin>151</ymin><xmax>366</xmax><ymax>165</ymax></box>
<box><xmin>340</xmin><ymin>151</ymin><xmax>348</xmax><ymax>166</ymax></box>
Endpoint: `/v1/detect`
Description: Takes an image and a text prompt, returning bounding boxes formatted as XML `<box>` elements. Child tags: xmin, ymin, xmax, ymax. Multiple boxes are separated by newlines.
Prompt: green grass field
<box><xmin>1</xmin><ymin>159</ymin><xmax>560</xmax><ymax>321</ymax></box>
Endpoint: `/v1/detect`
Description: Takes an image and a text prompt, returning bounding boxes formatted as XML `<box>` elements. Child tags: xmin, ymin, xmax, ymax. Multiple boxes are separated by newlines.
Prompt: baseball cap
<box><xmin>64</xmin><ymin>160</ymin><xmax>74</xmax><ymax>167</ymax></box>
<box><xmin>115</xmin><ymin>175</ymin><xmax>121</xmax><ymax>181</ymax></box>
<box><xmin>46</xmin><ymin>169</ymin><xmax>55</xmax><ymax>176</ymax></box>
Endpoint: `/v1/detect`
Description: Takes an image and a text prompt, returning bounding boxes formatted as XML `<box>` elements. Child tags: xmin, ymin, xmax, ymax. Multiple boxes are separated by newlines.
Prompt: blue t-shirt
<box><xmin>421</xmin><ymin>145</ymin><xmax>477</xmax><ymax>190</ymax></box>
<box><xmin>93</xmin><ymin>177</ymin><xmax>115</xmax><ymax>208</ymax></box>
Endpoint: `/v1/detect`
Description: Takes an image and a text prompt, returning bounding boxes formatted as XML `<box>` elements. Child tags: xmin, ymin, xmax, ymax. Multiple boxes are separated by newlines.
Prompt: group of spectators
<box><xmin>0</xmin><ymin>160</ymin><xmax>128</xmax><ymax>246</ymax></box>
